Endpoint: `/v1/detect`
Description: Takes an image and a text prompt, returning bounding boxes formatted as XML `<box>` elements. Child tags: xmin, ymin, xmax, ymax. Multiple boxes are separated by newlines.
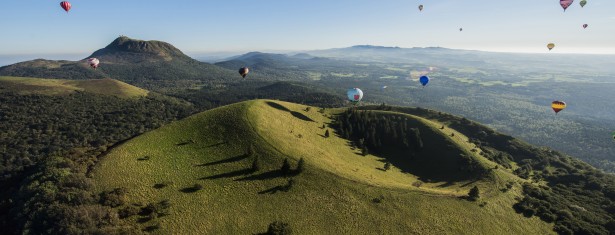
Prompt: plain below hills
<box><xmin>92</xmin><ymin>99</ymin><xmax>552</xmax><ymax>234</ymax></box>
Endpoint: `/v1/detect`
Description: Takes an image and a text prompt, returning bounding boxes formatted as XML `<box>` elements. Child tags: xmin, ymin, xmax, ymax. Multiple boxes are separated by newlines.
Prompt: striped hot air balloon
<box><xmin>560</xmin><ymin>0</ymin><xmax>574</xmax><ymax>11</ymax></box>
<box><xmin>60</xmin><ymin>1</ymin><xmax>71</xmax><ymax>13</ymax></box>
<box><xmin>551</xmin><ymin>101</ymin><xmax>567</xmax><ymax>114</ymax></box>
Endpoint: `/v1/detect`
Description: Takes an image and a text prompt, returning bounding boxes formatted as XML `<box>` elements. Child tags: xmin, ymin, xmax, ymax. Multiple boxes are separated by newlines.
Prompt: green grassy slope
<box><xmin>92</xmin><ymin>100</ymin><xmax>553</xmax><ymax>234</ymax></box>
<box><xmin>0</xmin><ymin>76</ymin><xmax>148</xmax><ymax>98</ymax></box>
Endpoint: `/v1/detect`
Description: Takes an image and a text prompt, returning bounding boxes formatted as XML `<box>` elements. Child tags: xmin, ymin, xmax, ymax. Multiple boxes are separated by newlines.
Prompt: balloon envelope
<box><xmin>560</xmin><ymin>0</ymin><xmax>574</xmax><ymax>11</ymax></box>
<box><xmin>418</xmin><ymin>5</ymin><xmax>423</xmax><ymax>11</ymax></box>
<box><xmin>547</xmin><ymin>43</ymin><xmax>555</xmax><ymax>51</ymax></box>
<box><xmin>238</xmin><ymin>67</ymin><xmax>249</xmax><ymax>78</ymax></box>
<box><xmin>347</xmin><ymin>88</ymin><xmax>364</xmax><ymax>102</ymax></box>
<box><xmin>419</xmin><ymin>76</ymin><xmax>430</xmax><ymax>86</ymax></box>
<box><xmin>551</xmin><ymin>101</ymin><xmax>567</xmax><ymax>114</ymax></box>
<box><xmin>87</xmin><ymin>58</ymin><xmax>99</xmax><ymax>69</ymax></box>
<box><xmin>580</xmin><ymin>0</ymin><xmax>587</xmax><ymax>7</ymax></box>
<box><xmin>60</xmin><ymin>1</ymin><xmax>71</xmax><ymax>12</ymax></box>
<box><xmin>583</xmin><ymin>24</ymin><xmax>588</xmax><ymax>29</ymax></box>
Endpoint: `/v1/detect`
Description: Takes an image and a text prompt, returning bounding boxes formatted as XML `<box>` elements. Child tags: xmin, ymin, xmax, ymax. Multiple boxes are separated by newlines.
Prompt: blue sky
<box><xmin>1</xmin><ymin>0</ymin><xmax>614</xmax><ymax>57</ymax></box>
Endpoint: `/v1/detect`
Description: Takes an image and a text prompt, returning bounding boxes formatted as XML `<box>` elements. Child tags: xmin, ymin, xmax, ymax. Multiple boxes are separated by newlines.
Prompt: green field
<box><xmin>92</xmin><ymin>100</ymin><xmax>553</xmax><ymax>234</ymax></box>
<box><xmin>0</xmin><ymin>76</ymin><xmax>148</xmax><ymax>98</ymax></box>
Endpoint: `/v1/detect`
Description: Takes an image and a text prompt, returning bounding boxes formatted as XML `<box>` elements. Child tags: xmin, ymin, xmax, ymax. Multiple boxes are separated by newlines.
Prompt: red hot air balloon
<box><xmin>60</xmin><ymin>1</ymin><xmax>71</xmax><ymax>13</ymax></box>
<box><xmin>583</xmin><ymin>24</ymin><xmax>588</xmax><ymax>29</ymax></box>
<box><xmin>560</xmin><ymin>0</ymin><xmax>573</xmax><ymax>11</ymax></box>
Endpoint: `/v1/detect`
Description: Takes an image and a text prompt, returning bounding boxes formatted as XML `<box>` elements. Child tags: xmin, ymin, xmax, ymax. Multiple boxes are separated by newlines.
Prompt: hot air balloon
<box><xmin>238</xmin><ymin>67</ymin><xmax>249</xmax><ymax>78</ymax></box>
<box><xmin>419</xmin><ymin>76</ymin><xmax>430</xmax><ymax>87</ymax></box>
<box><xmin>583</xmin><ymin>24</ymin><xmax>588</xmax><ymax>29</ymax></box>
<box><xmin>87</xmin><ymin>58</ymin><xmax>100</xmax><ymax>69</ymax></box>
<box><xmin>419</xmin><ymin>5</ymin><xmax>424</xmax><ymax>11</ymax></box>
<box><xmin>547</xmin><ymin>43</ymin><xmax>555</xmax><ymax>51</ymax></box>
<box><xmin>459</xmin><ymin>28</ymin><xmax>463</xmax><ymax>32</ymax></box>
<box><xmin>560</xmin><ymin>0</ymin><xmax>574</xmax><ymax>11</ymax></box>
<box><xmin>60</xmin><ymin>1</ymin><xmax>71</xmax><ymax>13</ymax></box>
<box><xmin>347</xmin><ymin>88</ymin><xmax>363</xmax><ymax>103</ymax></box>
<box><xmin>551</xmin><ymin>101</ymin><xmax>567</xmax><ymax>114</ymax></box>
<box><xmin>580</xmin><ymin>0</ymin><xmax>587</xmax><ymax>7</ymax></box>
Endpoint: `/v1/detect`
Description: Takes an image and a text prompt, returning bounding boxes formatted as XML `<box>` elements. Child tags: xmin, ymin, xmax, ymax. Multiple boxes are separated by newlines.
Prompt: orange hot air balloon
<box><xmin>551</xmin><ymin>101</ymin><xmax>567</xmax><ymax>114</ymax></box>
<box><xmin>547</xmin><ymin>43</ymin><xmax>555</xmax><ymax>51</ymax></box>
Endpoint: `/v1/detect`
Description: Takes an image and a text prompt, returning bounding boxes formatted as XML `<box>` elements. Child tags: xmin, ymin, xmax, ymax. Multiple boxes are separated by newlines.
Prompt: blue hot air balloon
<box><xmin>419</xmin><ymin>75</ymin><xmax>430</xmax><ymax>87</ymax></box>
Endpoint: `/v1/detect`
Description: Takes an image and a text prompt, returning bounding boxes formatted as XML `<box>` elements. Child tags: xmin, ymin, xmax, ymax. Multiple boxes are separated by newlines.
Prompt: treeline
<box><xmin>0</xmin><ymin>92</ymin><xmax>193</xmax><ymax>233</ymax></box>
<box><xmin>173</xmin><ymin>81</ymin><xmax>345</xmax><ymax>111</ymax></box>
<box><xmin>362</xmin><ymin>104</ymin><xmax>615</xmax><ymax>235</ymax></box>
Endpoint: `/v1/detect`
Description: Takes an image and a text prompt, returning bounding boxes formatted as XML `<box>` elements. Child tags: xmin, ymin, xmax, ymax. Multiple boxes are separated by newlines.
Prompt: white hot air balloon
<box><xmin>87</xmin><ymin>58</ymin><xmax>100</xmax><ymax>69</ymax></box>
<box><xmin>347</xmin><ymin>88</ymin><xmax>364</xmax><ymax>103</ymax></box>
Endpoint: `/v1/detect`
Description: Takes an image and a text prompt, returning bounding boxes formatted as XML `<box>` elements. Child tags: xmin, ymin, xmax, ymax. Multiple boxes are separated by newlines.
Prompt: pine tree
<box><xmin>324</xmin><ymin>129</ymin><xmax>330</xmax><ymax>138</ymax></box>
<box><xmin>251</xmin><ymin>155</ymin><xmax>261</xmax><ymax>172</ymax></box>
<box><xmin>468</xmin><ymin>186</ymin><xmax>480</xmax><ymax>201</ymax></box>
<box><xmin>281</xmin><ymin>158</ymin><xmax>291</xmax><ymax>175</ymax></box>
<box><xmin>247</xmin><ymin>144</ymin><xmax>255</xmax><ymax>157</ymax></box>
<box><xmin>384</xmin><ymin>162</ymin><xmax>391</xmax><ymax>171</ymax></box>
<box><xmin>361</xmin><ymin>146</ymin><xmax>369</xmax><ymax>156</ymax></box>
<box><xmin>296</xmin><ymin>158</ymin><xmax>305</xmax><ymax>173</ymax></box>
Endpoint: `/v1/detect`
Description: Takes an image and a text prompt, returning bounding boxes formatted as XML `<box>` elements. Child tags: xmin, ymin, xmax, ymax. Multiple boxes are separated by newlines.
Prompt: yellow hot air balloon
<box><xmin>547</xmin><ymin>43</ymin><xmax>555</xmax><ymax>51</ymax></box>
<box><xmin>551</xmin><ymin>101</ymin><xmax>567</xmax><ymax>114</ymax></box>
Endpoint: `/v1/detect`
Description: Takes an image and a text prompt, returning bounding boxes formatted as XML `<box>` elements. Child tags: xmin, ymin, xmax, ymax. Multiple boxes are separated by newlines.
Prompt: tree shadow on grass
<box><xmin>258</xmin><ymin>179</ymin><xmax>294</xmax><ymax>194</ymax></box>
<box><xmin>195</xmin><ymin>153</ymin><xmax>249</xmax><ymax>167</ymax></box>
<box><xmin>265</xmin><ymin>101</ymin><xmax>314</xmax><ymax>122</ymax></box>
<box><xmin>266</xmin><ymin>101</ymin><xmax>291</xmax><ymax>112</ymax></box>
<box><xmin>290</xmin><ymin>111</ymin><xmax>314</xmax><ymax>122</ymax></box>
<box><xmin>235</xmin><ymin>170</ymin><xmax>292</xmax><ymax>181</ymax></box>
<box><xmin>200</xmin><ymin>168</ymin><xmax>253</xmax><ymax>180</ymax></box>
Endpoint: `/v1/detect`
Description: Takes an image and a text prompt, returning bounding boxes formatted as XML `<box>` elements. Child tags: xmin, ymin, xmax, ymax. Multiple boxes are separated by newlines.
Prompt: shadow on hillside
<box><xmin>266</xmin><ymin>101</ymin><xmax>291</xmax><ymax>112</ymax></box>
<box><xmin>290</xmin><ymin>111</ymin><xmax>314</xmax><ymax>122</ymax></box>
<box><xmin>265</xmin><ymin>101</ymin><xmax>314</xmax><ymax>122</ymax></box>
<box><xmin>195</xmin><ymin>153</ymin><xmax>249</xmax><ymax>167</ymax></box>
<box><xmin>200</xmin><ymin>168</ymin><xmax>253</xmax><ymax>180</ymax></box>
<box><xmin>258</xmin><ymin>181</ymin><xmax>293</xmax><ymax>195</ymax></box>
<box><xmin>235</xmin><ymin>170</ymin><xmax>288</xmax><ymax>181</ymax></box>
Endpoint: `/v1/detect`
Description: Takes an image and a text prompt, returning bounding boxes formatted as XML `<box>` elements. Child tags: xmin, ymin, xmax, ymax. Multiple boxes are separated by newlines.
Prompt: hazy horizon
<box><xmin>2</xmin><ymin>42</ymin><xmax>615</xmax><ymax>66</ymax></box>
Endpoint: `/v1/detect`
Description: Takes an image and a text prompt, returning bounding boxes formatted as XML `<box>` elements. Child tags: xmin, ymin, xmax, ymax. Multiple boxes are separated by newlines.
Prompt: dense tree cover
<box><xmin>0</xmin><ymin>92</ymin><xmax>192</xmax><ymax>233</ymax></box>
<box><xmin>361</xmin><ymin>104</ymin><xmax>615</xmax><ymax>235</ymax></box>
<box><xmin>335</xmin><ymin>109</ymin><xmax>424</xmax><ymax>155</ymax></box>
<box><xmin>333</xmin><ymin>108</ymin><xmax>489</xmax><ymax>181</ymax></box>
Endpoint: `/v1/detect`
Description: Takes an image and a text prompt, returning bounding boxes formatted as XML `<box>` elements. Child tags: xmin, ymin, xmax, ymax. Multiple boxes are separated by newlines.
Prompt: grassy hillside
<box><xmin>92</xmin><ymin>100</ymin><xmax>552</xmax><ymax>234</ymax></box>
<box><xmin>0</xmin><ymin>76</ymin><xmax>148</xmax><ymax>98</ymax></box>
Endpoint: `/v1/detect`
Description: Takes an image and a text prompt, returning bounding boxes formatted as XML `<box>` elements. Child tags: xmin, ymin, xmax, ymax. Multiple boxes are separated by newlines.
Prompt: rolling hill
<box><xmin>92</xmin><ymin>100</ymin><xmax>553</xmax><ymax>234</ymax></box>
<box><xmin>0</xmin><ymin>76</ymin><xmax>148</xmax><ymax>98</ymax></box>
